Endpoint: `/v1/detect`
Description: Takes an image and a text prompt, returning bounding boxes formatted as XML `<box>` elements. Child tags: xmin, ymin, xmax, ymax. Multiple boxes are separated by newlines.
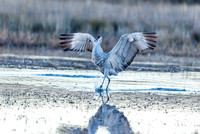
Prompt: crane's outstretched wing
<box><xmin>107</xmin><ymin>32</ymin><xmax>157</xmax><ymax>73</ymax></box>
<box><xmin>59</xmin><ymin>33</ymin><xmax>95</xmax><ymax>52</ymax></box>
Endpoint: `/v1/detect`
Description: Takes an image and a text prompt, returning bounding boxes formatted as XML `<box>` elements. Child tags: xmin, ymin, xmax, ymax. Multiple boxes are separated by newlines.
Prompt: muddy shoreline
<box><xmin>1</xmin><ymin>85</ymin><xmax>200</xmax><ymax>112</ymax></box>
<box><xmin>0</xmin><ymin>54</ymin><xmax>200</xmax><ymax>72</ymax></box>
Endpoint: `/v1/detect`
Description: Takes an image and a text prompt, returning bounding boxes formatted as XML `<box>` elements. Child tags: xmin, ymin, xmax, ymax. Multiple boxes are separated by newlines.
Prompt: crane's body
<box><xmin>60</xmin><ymin>32</ymin><xmax>157</xmax><ymax>104</ymax></box>
<box><xmin>91</xmin><ymin>37</ymin><xmax>106</xmax><ymax>74</ymax></box>
<box><xmin>92</xmin><ymin>39</ymin><xmax>117</xmax><ymax>76</ymax></box>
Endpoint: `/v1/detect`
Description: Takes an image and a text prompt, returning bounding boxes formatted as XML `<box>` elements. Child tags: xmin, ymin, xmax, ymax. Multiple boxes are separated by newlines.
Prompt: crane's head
<box><xmin>95</xmin><ymin>35</ymin><xmax>102</xmax><ymax>43</ymax></box>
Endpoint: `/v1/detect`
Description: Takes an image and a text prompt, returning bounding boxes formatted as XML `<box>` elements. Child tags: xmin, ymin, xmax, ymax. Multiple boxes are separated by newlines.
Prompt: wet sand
<box><xmin>0</xmin><ymin>80</ymin><xmax>200</xmax><ymax>134</ymax></box>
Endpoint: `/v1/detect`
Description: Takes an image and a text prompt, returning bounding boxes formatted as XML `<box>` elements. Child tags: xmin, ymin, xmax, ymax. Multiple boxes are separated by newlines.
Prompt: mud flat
<box><xmin>0</xmin><ymin>54</ymin><xmax>200</xmax><ymax>72</ymax></box>
<box><xmin>0</xmin><ymin>85</ymin><xmax>200</xmax><ymax>134</ymax></box>
<box><xmin>0</xmin><ymin>68</ymin><xmax>200</xmax><ymax>134</ymax></box>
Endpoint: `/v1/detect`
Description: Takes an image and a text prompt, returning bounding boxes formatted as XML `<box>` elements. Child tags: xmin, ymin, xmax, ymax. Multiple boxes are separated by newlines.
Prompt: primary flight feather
<box><xmin>60</xmin><ymin>32</ymin><xmax>157</xmax><ymax>103</ymax></box>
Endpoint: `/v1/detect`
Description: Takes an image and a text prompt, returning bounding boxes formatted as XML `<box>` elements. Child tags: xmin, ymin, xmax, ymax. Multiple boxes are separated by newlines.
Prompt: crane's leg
<box><xmin>99</xmin><ymin>75</ymin><xmax>106</xmax><ymax>89</ymax></box>
<box><xmin>98</xmin><ymin>71</ymin><xmax>108</xmax><ymax>104</ymax></box>
<box><xmin>105</xmin><ymin>76</ymin><xmax>110</xmax><ymax>104</ymax></box>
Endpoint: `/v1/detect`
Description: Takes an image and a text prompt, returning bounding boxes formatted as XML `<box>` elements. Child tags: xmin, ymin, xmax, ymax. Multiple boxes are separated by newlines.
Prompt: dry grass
<box><xmin>0</xmin><ymin>0</ymin><xmax>200</xmax><ymax>56</ymax></box>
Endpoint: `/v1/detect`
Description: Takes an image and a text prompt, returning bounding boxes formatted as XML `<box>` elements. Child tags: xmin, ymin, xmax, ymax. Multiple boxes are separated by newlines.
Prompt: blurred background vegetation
<box><xmin>0</xmin><ymin>0</ymin><xmax>200</xmax><ymax>57</ymax></box>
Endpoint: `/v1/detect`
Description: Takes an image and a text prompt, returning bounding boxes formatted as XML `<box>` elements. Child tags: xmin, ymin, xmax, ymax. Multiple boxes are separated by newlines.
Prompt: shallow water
<box><xmin>0</xmin><ymin>68</ymin><xmax>199</xmax><ymax>92</ymax></box>
<box><xmin>0</xmin><ymin>68</ymin><xmax>200</xmax><ymax>134</ymax></box>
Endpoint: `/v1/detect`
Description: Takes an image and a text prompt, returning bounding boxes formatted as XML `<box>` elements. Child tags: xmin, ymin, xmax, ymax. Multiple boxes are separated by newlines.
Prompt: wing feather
<box><xmin>107</xmin><ymin>32</ymin><xmax>157</xmax><ymax>73</ymax></box>
<box><xmin>59</xmin><ymin>33</ymin><xmax>95</xmax><ymax>52</ymax></box>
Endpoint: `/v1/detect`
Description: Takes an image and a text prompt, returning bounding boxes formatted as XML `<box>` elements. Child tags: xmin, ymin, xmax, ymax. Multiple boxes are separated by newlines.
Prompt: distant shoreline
<box><xmin>0</xmin><ymin>53</ymin><xmax>199</xmax><ymax>72</ymax></box>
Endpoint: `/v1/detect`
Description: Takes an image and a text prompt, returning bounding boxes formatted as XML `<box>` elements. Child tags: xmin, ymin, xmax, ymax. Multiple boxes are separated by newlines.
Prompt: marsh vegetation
<box><xmin>0</xmin><ymin>0</ymin><xmax>200</xmax><ymax>57</ymax></box>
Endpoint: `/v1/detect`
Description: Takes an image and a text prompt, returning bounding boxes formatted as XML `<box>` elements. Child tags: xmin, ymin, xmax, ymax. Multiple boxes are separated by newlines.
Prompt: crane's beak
<box><xmin>94</xmin><ymin>38</ymin><xmax>98</xmax><ymax>42</ymax></box>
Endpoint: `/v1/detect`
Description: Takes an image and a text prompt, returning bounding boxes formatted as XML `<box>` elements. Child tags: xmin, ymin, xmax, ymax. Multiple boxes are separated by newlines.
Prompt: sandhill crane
<box><xmin>59</xmin><ymin>32</ymin><xmax>157</xmax><ymax>104</ymax></box>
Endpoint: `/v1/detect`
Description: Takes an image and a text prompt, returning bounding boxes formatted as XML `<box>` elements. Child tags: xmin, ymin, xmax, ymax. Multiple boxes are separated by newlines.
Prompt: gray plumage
<box><xmin>60</xmin><ymin>32</ymin><xmax>157</xmax><ymax>103</ymax></box>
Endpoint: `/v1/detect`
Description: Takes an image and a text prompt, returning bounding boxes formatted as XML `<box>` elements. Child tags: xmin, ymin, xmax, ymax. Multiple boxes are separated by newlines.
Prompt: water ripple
<box><xmin>111</xmin><ymin>88</ymin><xmax>199</xmax><ymax>92</ymax></box>
<box><xmin>33</xmin><ymin>73</ymin><xmax>102</xmax><ymax>78</ymax></box>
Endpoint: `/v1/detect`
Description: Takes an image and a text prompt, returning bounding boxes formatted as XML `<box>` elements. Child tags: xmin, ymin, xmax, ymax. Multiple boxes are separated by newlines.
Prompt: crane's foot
<box><xmin>95</xmin><ymin>85</ymin><xmax>103</xmax><ymax>94</ymax></box>
<box><xmin>94</xmin><ymin>85</ymin><xmax>105</xmax><ymax>104</ymax></box>
<box><xmin>94</xmin><ymin>85</ymin><xmax>110</xmax><ymax>104</ymax></box>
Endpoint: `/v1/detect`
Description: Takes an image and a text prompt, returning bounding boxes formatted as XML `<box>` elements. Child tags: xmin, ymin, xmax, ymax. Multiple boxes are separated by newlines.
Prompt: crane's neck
<box><xmin>93</xmin><ymin>38</ymin><xmax>103</xmax><ymax>53</ymax></box>
<box><xmin>92</xmin><ymin>39</ymin><xmax>105</xmax><ymax>65</ymax></box>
